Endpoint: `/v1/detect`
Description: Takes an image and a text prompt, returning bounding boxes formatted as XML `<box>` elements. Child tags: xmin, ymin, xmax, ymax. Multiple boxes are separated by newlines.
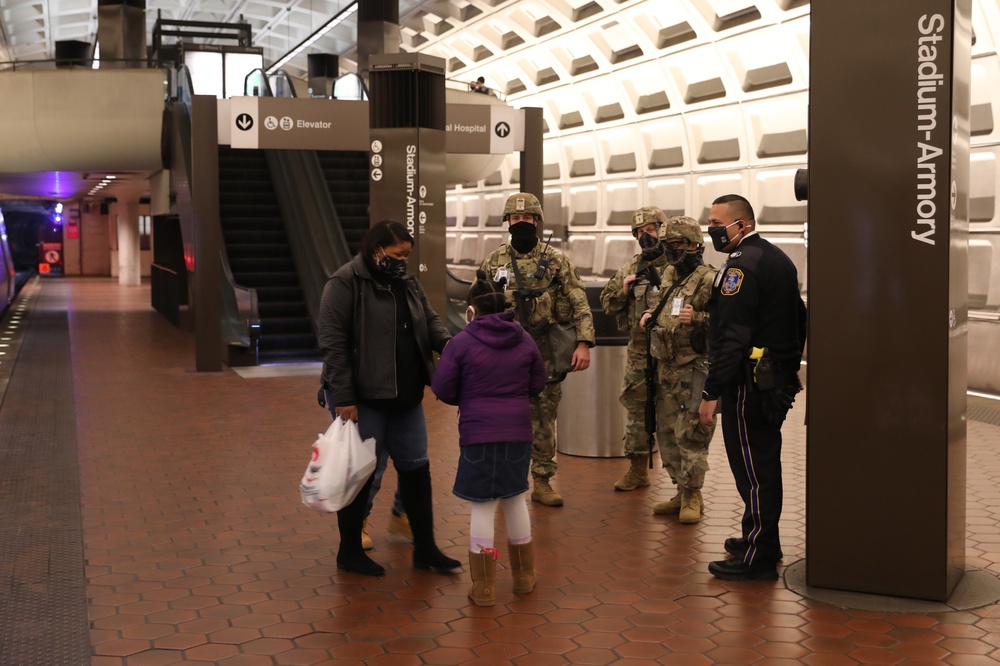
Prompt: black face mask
<box><xmin>675</xmin><ymin>248</ymin><xmax>704</xmax><ymax>275</ymax></box>
<box><xmin>638</xmin><ymin>233</ymin><xmax>661</xmax><ymax>257</ymax></box>
<box><xmin>708</xmin><ymin>220</ymin><xmax>741</xmax><ymax>253</ymax></box>
<box><xmin>376</xmin><ymin>253</ymin><xmax>408</xmax><ymax>279</ymax></box>
<box><xmin>509</xmin><ymin>222</ymin><xmax>539</xmax><ymax>254</ymax></box>
<box><xmin>663</xmin><ymin>247</ymin><xmax>685</xmax><ymax>264</ymax></box>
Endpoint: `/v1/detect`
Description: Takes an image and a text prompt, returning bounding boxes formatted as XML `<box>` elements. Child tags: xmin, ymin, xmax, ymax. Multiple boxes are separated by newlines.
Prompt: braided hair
<box><xmin>467</xmin><ymin>269</ymin><xmax>508</xmax><ymax>316</ymax></box>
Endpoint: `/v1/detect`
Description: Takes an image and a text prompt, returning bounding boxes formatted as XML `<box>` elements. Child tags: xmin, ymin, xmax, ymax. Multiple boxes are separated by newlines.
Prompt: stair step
<box><xmin>258</xmin><ymin>302</ymin><xmax>309</xmax><ymax>318</ymax></box>
<box><xmin>229</xmin><ymin>257</ymin><xmax>296</xmax><ymax>273</ymax></box>
<box><xmin>232</xmin><ymin>272</ymin><xmax>300</xmax><ymax>288</ymax></box>
<box><xmin>226</xmin><ymin>244</ymin><xmax>292</xmax><ymax>260</ymax></box>
<box><xmin>255</xmin><ymin>286</ymin><xmax>305</xmax><ymax>302</ymax></box>
<box><xmin>224</xmin><ymin>231</ymin><xmax>288</xmax><ymax>246</ymax></box>
<box><xmin>258</xmin><ymin>347</ymin><xmax>321</xmax><ymax>364</ymax></box>
<box><xmin>259</xmin><ymin>332</ymin><xmax>319</xmax><ymax>351</ymax></box>
<box><xmin>260</xmin><ymin>317</ymin><xmax>314</xmax><ymax>335</ymax></box>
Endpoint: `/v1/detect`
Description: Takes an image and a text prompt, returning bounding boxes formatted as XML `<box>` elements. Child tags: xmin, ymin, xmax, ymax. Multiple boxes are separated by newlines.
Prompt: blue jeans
<box><xmin>325</xmin><ymin>390</ymin><xmax>411</xmax><ymax>518</ymax></box>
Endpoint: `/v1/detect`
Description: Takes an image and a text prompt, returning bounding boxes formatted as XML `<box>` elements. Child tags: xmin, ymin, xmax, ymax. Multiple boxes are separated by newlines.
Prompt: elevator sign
<box><xmin>228</xmin><ymin>97</ymin><xmax>368</xmax><ymax>150</ymax></box>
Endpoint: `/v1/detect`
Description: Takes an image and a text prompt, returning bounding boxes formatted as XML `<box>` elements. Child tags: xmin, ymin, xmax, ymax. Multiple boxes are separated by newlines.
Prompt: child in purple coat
<box><xmin>431</xmin><ymin>270</ymin><xmax>547</xmax><ymax>606</ymax></box>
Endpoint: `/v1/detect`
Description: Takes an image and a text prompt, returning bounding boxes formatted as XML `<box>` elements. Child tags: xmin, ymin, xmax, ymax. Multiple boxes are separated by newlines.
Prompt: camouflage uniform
<box><xmin>480</xmin><ymin>197</ymin><xmax>595</xmax><ymax>486</ymax></box>
<box><xmin>599</xmin><ymin>210</ymin><xmax>669</xmax><ymax>460</ymax></box>
<box><xmin>646</xmin><ymin>217</ymin><xmax>717</xmax><ymax>520</ymax></box>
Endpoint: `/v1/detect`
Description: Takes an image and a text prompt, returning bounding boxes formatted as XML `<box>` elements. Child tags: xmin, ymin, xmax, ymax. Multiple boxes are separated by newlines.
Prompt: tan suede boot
<box><xmin>652</xmin><ymin>489</ymin><xmax>682</xmax><ymax>515</ymax></box>
<box><xmin>614</xmin><ymin>455</ymin><xmax>651</xmax><ymax>491</ymax></box>
<box><xmin>361</xmin><ymin>519</ymin><xmax>373</xmax><ymax>550</ymax></box>
<box><xmin>531</xmin><ymin>476</ymin><xmax>564</xmax><ymax>506</ymax></box>
<box><xmin>468</xmin><ymin>549</ymin><xmax>497</xmax><ymax>606</ymax></box>
<box><xmin>678</xmin><ymin>488</ymin><xmax>704</xmax><ymax>524</ymax></box>
<box><xmin>508</xmin><ymin>542</ymin><xmax>536</xmax><ymax>594</ymax></box>
<box><xmin>387</xmin><ymin>511</ymin><xmax>413</xmax><ymax>542</ymax></box>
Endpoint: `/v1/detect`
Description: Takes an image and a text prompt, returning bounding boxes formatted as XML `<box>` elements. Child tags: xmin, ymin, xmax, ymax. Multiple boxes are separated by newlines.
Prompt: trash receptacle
<box><xmin>557</xmin><ymin>281</ymin><xmax>629</xmax><ymax>457</ymax></box>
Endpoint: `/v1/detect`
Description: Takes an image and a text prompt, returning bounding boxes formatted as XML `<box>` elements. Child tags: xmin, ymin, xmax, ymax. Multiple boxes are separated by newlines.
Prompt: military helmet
<box><xmin>630</xmin><ymin>206</ymin><xmax>668</xmax><ymax>234</ymax></box>
<box><xmin>502</xmin><ymin>192</ymin><xmax>544</xmax><ymax>223</ymax></box>
<box><xmin>659</xmin><ymin>216</ymin><xmax>704</xmax><ymax>245</ymax></box>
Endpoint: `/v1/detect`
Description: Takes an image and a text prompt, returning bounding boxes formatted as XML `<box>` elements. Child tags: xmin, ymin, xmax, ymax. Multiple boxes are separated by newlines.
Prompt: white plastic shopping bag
<box><xmin>300</xmin><ymin>418</ymin><xmax>377</xmax><ymax>512</ymax></box>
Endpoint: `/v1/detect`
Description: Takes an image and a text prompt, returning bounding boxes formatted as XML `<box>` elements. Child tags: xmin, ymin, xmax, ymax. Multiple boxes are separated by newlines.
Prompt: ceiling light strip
<box><xmin>265</xmin><ymin>3</ymin><xmax>359</xmax><ymax>75</ymax></box>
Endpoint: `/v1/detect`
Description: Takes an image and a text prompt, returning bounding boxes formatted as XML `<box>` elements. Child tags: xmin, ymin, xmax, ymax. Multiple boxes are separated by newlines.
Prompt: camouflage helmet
<box><xmin>502</xmin><ymin>192</ymin><xmax>544</xmax><ymax>223</ymax></box>
<box><xmin>630</xmin><ymin>206</ymin><xmax>668</xmax><ymax>234</ymax></box>
<box><xmin>659</xmin><ymin>216</ymin><xmax>704</xmax><ymax>246</ymax></box>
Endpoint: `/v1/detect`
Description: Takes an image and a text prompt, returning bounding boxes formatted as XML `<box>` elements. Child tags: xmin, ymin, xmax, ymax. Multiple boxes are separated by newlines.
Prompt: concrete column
<box><xmin>115</xmin><ymin>190</ymin><xmax>142</xmax><ymax>287</ymax></box>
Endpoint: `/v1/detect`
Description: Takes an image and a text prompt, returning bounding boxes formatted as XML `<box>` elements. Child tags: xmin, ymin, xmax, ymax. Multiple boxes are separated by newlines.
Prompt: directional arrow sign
<box><xmin>495</xmin><ymin>121</ymin><xmax>511</xmax><ymax>138</ymax></box>
<box><xmin>236</xmin><ymin>113</ymin><xmax>254</xmax><ymax>131</ymax></box>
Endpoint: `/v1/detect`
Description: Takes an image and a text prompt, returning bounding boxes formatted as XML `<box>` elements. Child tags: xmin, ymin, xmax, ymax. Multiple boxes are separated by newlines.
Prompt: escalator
<box><xmin>315</xmin><ymin>150</ymin><xmax>370</xmax><ymax>254</ymax></box>
<box><xmin>217</xmin><ymin>145</ymin><xmax>319</xmax><ymax>363</ymax></box>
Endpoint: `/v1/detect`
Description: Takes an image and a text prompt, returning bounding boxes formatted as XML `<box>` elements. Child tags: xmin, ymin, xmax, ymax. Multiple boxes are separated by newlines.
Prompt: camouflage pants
<box><xmin>655</xmin><ymin>363</ymin><xmax>716</xmax><ymax>489</ymax></box>
<box><xmin>619</xmin><ymin>351</ymin><xmax>654</xmax><ymax>457</ymax></box>
<box><xmin>530</xmin><ymin>381</ymin><xmax>561</xmax><ymax>479</ymax></box>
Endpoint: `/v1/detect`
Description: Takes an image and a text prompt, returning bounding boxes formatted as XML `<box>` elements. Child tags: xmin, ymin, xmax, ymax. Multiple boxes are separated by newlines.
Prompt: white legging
<box><xmin>469</xmin><ymin>493</ymin><xmax>531</xmax><ymax>552</ymax></box>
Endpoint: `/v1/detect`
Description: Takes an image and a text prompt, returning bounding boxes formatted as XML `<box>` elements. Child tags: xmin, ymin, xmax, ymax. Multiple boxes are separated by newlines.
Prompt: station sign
<box><xmin>224</xmin><ymin>98</ymin><xmax>525</xmax><ymax>156</ymax></box>
<box><xmin>229</xmin><ymin>97</ymin><xmax>368</xmax><ymax>151</ymax></box>
<box><xmin>445</xmin><ymin>104</ymin><xmax>525</xmax><ymax>154</ymax></box>
<box><xmin>38</xmin><ymin>242</ymin><xmax>63</xmax><ymax>276</ymax></box>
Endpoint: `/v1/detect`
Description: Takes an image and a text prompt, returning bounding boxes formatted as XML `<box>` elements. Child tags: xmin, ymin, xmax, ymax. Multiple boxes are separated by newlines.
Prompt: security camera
<box><xmin>794</xmin><ymin>169</ymin><xmax>808</xmax><ymax>202</ymax></box>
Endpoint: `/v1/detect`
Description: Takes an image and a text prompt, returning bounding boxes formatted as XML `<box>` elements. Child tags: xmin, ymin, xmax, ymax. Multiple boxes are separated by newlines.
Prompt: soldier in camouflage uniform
<box><xmin>640</xmin><ymin>217</ymin><xmax>717</xmax><ymax>523</ymax></box>
<box><xmin>480</xmin><ymin>193</ymin><xmax>596</xmax><ymax>507</ymax></box>
<box><xmin>599</xmin><ymin>207</ymin><xmax>670</xmax><ymax>492</ymax></box>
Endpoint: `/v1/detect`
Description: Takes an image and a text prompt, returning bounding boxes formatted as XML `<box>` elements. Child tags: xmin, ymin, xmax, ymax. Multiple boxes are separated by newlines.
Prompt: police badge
<box><xmin>721</xmin><ymin>268</ymin><xmax>744</xmax><ymax>296</ymax></box>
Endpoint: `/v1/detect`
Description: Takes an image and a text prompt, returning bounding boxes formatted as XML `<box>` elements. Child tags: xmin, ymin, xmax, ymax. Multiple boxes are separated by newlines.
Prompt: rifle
<box><xmin>644</xmin><ymin>328</ymin><xmax>659</xmax><ymax>467</ymax></box>
<box><xmin>641</xmin><ymin>273</ymin><xmax>690</xmax><ymax>469</ymax></box>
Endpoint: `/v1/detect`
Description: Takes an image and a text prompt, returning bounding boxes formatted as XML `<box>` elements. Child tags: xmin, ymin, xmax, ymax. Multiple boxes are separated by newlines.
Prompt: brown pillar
<box><xmin>357</xmin><ymin>0</ymin><xmax>401</xmax><ymax>83</ymax></box>
<box><xmin>97</xmin><ymin>0</ymin><xmax>146</xmax><ymax>68</ymax></box>
<box><xmin>519</xmin><ymin>107</ymin><xmax>545</xmax><ymax>236</ymax></box>
<box><xmin>368</xmin><ymin>53</ymin><xmax>447</xmax><ymax>320</ymax></box>
<box><xmin>806</xmin><ymin>0</ymin><xmax>971</xmax><ymax>601</ymax></box>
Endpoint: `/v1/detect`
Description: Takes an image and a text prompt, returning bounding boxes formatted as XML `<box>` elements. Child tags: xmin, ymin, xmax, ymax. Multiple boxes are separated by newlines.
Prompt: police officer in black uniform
<box><xmin>698</xmin><ymin>194</ymin><xmax>807</xmax><ymax>581</ymax></box>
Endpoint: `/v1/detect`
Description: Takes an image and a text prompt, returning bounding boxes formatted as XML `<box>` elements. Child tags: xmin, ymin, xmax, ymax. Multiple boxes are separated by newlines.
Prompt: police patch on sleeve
<box><xmin>721</xmin><ymin>268</ymin><xmax>744</xmax><ymax>296</ymax></box>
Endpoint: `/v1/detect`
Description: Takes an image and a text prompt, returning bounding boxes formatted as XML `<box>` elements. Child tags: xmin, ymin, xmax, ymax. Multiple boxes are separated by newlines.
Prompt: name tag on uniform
<box><xmin>495</xmin><ymin>266</ymin><xmax>509</xmax><ymax>286</ymax></box>
<box><xmin>671</xmin><ymin>296</ymin><xmax>684</xmax><ymax>316</ymax></box>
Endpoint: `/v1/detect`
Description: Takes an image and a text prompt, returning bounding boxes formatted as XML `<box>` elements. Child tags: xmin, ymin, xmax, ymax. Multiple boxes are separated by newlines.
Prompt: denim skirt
<box><xmin>453</xmin><ymin>441</ymin><xmax>531</xmax><ymax>502</ymax></box>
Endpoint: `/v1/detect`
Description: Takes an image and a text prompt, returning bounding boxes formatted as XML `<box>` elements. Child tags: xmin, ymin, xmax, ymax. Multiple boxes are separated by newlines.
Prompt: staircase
<box><xmin>316</xmin><ymin>150</ymin><xmax>370</xmax><ymax>254</ymax></box>
<box><xmin>217</xmin><ymin>146</ymin><xmax>319</xmax><ymax>363</ymax></box>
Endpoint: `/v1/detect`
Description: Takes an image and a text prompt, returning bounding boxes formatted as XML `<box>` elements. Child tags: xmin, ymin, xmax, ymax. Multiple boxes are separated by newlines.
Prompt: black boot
<box><xmin>397</xmin><ymin>464</ymin><xmax>461</xmax><ymax>573</ymax></box>
<box><xmin>336</xmin><ymin>475</ymin><xmax>385</xmax><ymax>576</ymax></box>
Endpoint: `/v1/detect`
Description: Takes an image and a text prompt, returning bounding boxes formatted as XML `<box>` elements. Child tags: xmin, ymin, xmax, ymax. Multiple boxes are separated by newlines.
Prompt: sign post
<box><xmin>367</xmin><ymin>54</ymin><xmax>448</xmax><ymax>318</ymax></box>
<box><xmin>806</xmin><ymin>0</ymin><xmax>971</xmax><ymax>601</ymax></box>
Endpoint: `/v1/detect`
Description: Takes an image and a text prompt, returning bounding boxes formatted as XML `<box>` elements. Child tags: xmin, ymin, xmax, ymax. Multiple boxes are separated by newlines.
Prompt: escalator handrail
<box><xmin>243</xmin><ymin>68</ymin><xmax>275</xmax><ymax>97</ymax></box>
<box><xmin>244</xmin><ymin>68</ymin><xmax>298</xmax><ymax>98</ymax></box>
<box><xmin>173</xmin><ymin>66</ymin><xmax>257</xmax><ymax>348</ymax></box>
<box><xmin>332</xmin><ymin>71</ymin><xmax>369</xmax><ymax>100</ymax></box>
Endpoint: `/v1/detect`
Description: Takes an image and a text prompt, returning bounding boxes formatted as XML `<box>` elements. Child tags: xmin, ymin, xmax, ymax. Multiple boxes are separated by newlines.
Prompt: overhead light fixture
<box><xmin>266</xmin><ymin>3</ymin><xmax>358</xmax><ymax>75</ymax></box>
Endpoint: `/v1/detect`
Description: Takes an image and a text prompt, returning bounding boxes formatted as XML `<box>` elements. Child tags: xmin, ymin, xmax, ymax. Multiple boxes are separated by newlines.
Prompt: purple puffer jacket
<box><xmin>431</xmin><ymin>310</ymin><xmax>547</xmax><ymax>446</ymax></box>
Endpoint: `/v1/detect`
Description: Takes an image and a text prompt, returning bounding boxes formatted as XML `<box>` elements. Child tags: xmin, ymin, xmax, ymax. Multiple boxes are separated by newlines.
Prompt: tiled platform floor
<box><xmin>7</xmin><ymin>277</ymin><xmax>1000</xmax><ymax>665</ymax></box>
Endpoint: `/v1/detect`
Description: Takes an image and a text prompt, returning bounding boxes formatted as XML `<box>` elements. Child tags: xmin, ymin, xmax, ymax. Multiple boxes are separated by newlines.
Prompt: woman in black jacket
<box><xmin>318</xmin><ymin>220</ymin><xmax>460</xmax><ymax>576</ymax></box>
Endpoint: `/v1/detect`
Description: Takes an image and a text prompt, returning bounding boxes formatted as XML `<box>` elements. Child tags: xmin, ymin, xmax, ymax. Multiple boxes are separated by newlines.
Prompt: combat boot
<box><xmin>387</xmin><ymin>511</ymin><xmax>413</xmax><ymax>542</ymax></box>
<box><xmin>531</xmin><ymin>476</ymin><xmax>564</xmax><ymax>506</ymax></box>
<box><xmin>614</xmin><ymin>455</ymin><xmax>650</xmax><ymax>491</ymax></box>
<box><xmin>678</xmin><ymin>488</ymin><xmax>704</xmax><ymax>524</ymax></box>
<box><xmin>652</xmin><ymin>489</ymin><xmax>682</xmax><ymax>515</ymax></box>
<box><xmin>468</xmin><ymin>548</ymin><xmax>498</xmax><ymax>606</ymax></box>
<box><xmin>361</xmin><ymin>519</ymin><xmax>373</xmax><ymax>551</ymax></box>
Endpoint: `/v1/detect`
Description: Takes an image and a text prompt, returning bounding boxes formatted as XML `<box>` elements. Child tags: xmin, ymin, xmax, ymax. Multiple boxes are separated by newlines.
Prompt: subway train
<box><xmin>0</xmin><ymin>210</ymin><xmax>17</xmax><ymax>319</ymax></box>
<box><xmin>434</xmin><ymin>1</ymin><xmax>1000</xmax><ymax>394</ymax></box>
